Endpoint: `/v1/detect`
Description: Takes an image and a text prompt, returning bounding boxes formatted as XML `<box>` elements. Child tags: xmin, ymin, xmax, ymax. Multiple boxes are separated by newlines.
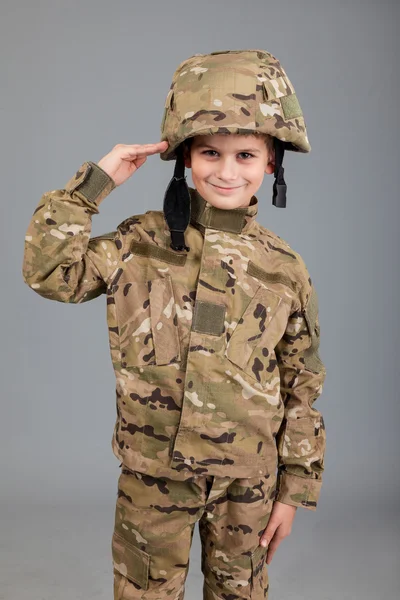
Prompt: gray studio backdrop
<box><xmin>1</xmin><ymin>1</ymin><xmax>399</xmax><ymax>599</ymax></box>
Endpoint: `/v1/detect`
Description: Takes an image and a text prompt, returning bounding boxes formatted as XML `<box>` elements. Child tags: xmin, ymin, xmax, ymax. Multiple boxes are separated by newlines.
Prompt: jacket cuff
<box><xmin>274</xmin><ymin>471</ymin><xmax>322</xmax><ymax>511</ymax></box>
<box><xmin>64</xmin><ymin>161</ymin><xmax>116</xmax><ymax>207</ymax></box>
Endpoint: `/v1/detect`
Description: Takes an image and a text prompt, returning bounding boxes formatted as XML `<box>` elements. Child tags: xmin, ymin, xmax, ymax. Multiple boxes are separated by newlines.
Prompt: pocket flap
<box><xmin>251</xmin><ymin>544</ymin><xmax>268</xmax><ymax>590</ymax></box>
<box><xmin>226</xmin><ymin>285</ymin><xmax>283</xmax><ymax>372</ymax></box>
<box><xmin>278</xmin><ymin>416</ymin><xmax>323</xmax><ymax>465</ymax></box>
<box><xmin>149</xmin><ymin>276</ymin><xmax>181</xmax><ymax>365</ymax></box>
<box><xmin>112</xmin><ymin>531</ymin><xmax>150</xmax><ymax>590</ymax></box>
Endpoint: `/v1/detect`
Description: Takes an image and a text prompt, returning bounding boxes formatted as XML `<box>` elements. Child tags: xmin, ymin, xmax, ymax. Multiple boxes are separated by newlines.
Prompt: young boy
<box><xmin>22</xmin><ymin>49</ymin><xmax>327</xmax><ymax>600</ymax></box>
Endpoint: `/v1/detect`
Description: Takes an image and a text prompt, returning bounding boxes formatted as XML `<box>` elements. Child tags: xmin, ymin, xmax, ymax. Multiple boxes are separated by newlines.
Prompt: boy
<box><xmin>22</xmin><ymin>49</ymin><xmax>327</xmax><ymax>600</ymax></box>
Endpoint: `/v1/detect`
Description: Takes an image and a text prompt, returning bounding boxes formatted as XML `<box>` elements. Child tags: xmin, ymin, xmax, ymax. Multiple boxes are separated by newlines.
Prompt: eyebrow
<box><xmin>196</xmin><ymin>143</ymin><xmax>261</xmax><ymax>154</ymax></box>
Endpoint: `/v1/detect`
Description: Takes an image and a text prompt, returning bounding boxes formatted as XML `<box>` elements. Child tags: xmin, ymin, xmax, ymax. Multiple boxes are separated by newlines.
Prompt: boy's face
<box><xmin>183</xmin><ymin>133</ymin><xmax>275</xmax><ymax>210</ymax></box>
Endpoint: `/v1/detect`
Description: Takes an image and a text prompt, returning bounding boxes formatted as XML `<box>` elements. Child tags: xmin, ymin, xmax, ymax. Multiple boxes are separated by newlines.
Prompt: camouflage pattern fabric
<box><xmin>159</xmin><ymin>49</ymin><xmax>311</xmax><ymax>162</ymax></box>
<box><xmin>22</xmin><ymin>161</ymin><xmax>326</xmax><ymax>512</ymax></box>
<box><xmin>112</xmin><ymin>466</ymin><xmax>274</xmax><ymax>599</ymax></box>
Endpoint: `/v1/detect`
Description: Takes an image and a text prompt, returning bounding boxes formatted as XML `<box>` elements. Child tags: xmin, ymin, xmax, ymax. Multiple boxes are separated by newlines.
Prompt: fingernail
<box><xmin>261</xmin><ymin>540</ymin><xmax>267</xmax><ymax>547</ymax></box>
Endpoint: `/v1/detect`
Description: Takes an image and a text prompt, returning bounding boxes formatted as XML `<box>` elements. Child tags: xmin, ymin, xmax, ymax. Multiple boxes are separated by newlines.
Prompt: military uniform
<box><xmin>22</xmin><ymin>49</ymin><xmax>327</xmax><ymax>600</ymax></box>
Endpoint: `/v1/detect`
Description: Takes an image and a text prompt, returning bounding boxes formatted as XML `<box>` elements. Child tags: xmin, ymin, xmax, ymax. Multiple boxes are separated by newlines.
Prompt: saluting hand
<box><xmin>259</xmin><ymin>501</ymin><xmax>297</xmax><ymax>564</ymax></box>
<box><xmin>97</xmin><ymin>141</ymin><xmax>169</xmax><ymax>187</ymax></box>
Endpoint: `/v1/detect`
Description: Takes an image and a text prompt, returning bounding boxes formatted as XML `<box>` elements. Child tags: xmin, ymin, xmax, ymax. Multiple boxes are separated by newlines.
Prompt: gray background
<box><xmin>1</xmin><ymin>0</ymin><xmax>399</xmax><ymax>598</ymax></box>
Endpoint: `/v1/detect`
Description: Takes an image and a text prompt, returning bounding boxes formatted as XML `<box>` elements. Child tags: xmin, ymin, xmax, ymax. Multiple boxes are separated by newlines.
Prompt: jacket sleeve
<box><xmin>274</xmin><ymin>272</ymin><xmax>327</xmax><ymax>511</ymax></box>
<box><xmin>22</xmin><ymin>161</ymin><xmax>119</xmax><ymax>303</ymax></box>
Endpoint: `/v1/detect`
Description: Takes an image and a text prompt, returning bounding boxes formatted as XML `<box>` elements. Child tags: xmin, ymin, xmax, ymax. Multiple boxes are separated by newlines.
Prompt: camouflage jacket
<box><xmin>22</xmin><ymin>161</ymin><xmax>327</xmax><ymax>510</ymax></box>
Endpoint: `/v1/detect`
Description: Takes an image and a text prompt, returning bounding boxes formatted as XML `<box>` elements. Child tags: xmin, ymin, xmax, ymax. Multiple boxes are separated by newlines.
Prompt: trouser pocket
<box><xmin>112</xmin><ymin>467</ymin><xmax>200</xmax><ymax>598</ymax></box>
<box><xmin>250</xmin><ymin>544</ymin><xmax>269</xmax><ymax>596</ymax></box>
<box><xmin>112</xmin><ymin>530</ymin><xmax>150</xmax><ymax>591</ymax></box>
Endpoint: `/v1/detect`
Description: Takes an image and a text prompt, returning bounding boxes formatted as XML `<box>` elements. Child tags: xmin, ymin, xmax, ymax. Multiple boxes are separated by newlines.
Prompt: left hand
<box><xmin>259</xmin><ymin>501</ymin><xmax>297</xmax><ymax>564</ymax></box>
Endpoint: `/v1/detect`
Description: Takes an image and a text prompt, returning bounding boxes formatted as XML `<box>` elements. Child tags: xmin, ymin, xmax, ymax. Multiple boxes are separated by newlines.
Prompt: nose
<box><xmin>216</xmin><ymin>156</ymin><xmax>238</xmax><ymax>182</ymax></box>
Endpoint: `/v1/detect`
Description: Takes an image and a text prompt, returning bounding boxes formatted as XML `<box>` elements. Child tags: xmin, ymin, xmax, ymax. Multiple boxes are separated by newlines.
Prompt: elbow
<box><xmin>22</xmin><ymin>259</ymin><xmax>73</xmax><ymax>303</ymax></box>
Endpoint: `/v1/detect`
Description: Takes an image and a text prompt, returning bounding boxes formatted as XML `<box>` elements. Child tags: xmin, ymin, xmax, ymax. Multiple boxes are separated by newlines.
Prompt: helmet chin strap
<box><xmin>163</xmin><ymin>145</ymin><xmax>191</xmax><ymax>252</ymax></box>
<box><xmin>272</xmin><ymin>138</ymin><xmax>287</xmax><ymax>208</ymax></box>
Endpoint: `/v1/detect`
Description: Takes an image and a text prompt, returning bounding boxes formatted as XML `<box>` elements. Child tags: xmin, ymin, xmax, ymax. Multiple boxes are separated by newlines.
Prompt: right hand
<box><xmin>97</xmin><ymin>141</ymin><xmax>169</xmax><ymax>187</ymax></box>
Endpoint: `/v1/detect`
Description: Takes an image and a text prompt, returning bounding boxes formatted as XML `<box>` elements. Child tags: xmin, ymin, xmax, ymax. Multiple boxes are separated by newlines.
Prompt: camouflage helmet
<box><xmin>161</xmin><ymin>49</ymin><xmax>311</xmax><ymax>252</ymax></box>
<box><xmin>160</xmin><ymin>49</ymin><xmax>311</xmax><ymax>161</ymax></box>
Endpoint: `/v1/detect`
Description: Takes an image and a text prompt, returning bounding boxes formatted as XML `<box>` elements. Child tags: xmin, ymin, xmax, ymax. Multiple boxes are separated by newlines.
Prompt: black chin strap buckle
<box><xmin>272</xmin><ymin>139</ymin><xmax>287</xmax><ymax>208</ymax></box>
<box><xmin>272</xmin><ymin>168</ymin><xmax>287</xmax><ymax>208</ymax></box>
<box><xmin>170</xmin><ymin>231</ymin><xmax>190</xmax><ymax>252</ymax></box>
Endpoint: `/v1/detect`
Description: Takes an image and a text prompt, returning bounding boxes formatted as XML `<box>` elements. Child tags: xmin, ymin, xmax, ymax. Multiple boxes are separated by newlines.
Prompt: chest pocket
<box><xmin>225</xmin><ymin>285</ymin><xmax>289</xmax><ymax>384</ymax></box>
<box><xmin>112</xmin><ymin>275</ymin><xmax>180</xmax><ymax>368</ymax></box>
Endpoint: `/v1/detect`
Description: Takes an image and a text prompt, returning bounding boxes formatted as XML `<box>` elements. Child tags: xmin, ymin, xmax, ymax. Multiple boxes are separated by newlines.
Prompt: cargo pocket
<box><xmin>112</xmin><ymin>275</ymin><xmax>180</xmax><ymax>368</ymax></box>
<box><xmin>225</xmin><ymin>285</ymin><xmax>285</xmax><ymax>381</ymax></box>
<box><xmin>112</xmin><ymin>530</ymin><xmax>150</xmax><ymax>590</ymax></box>
<box><xmin>250</xmin><ymin>544</ymin><xmax>268</xmax><ymax>595</ymax></box>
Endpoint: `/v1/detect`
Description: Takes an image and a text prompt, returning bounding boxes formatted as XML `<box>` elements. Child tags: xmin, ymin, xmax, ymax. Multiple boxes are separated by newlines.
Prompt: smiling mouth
<box><xmin>209</xmin><ymin>183</ymin><xmax>243</xmax><ymax>190</ymax></box>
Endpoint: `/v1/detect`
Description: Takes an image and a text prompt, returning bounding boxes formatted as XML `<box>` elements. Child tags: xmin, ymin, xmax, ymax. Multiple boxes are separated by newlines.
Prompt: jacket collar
<box><xmin>189</xmin><ymin>187</ymin><xmax>258</xmax><ymax>235</ymax></box>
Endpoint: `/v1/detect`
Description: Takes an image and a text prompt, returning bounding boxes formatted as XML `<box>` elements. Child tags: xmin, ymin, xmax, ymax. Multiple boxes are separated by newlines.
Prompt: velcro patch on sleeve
<box><xmin>65</xmin><ymin>162</ymin><xmax>116</xmax><ymax>204</ymax></box>
<box><xmin>303</xmin><ymin>285</ymin><xmax>325</xmax><ymax>374</ymax></box>
<box><xmin>304</xmin><ymin>285</ymin><xmax>318</xmax><ymax>335</ymax></box>
<box><xmin>192</xmin><ymin>301</ymin><xmax>226</xmax><ymax>336</ymax></box>
<box><xmin>64</xmin><ymin>163</ymin><xmax>91</xmax><ymax>192</ymax></box>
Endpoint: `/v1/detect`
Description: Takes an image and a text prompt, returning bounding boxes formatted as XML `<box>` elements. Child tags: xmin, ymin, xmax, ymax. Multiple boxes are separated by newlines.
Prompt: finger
<box><xmin>133</xmin><ymin>156</ymin><xmax>147</xmax><ymax>169</ymax></box>
<box><xmin>123</xmin><ymin>144</ymin><xmax>168</xmax><ymax>160</ymax></box>
<box><xmin>118</xmin><ymin>141</ymin><xmax>167</xmax><ymax>148</ymax></box>
<box><xmin>259</xmin><ymin>523</ymin><xmax>277</xmax><ymax>547</ymax></box>
<box><xmin>138</xmin><ymin>145</ymin><xmax>168</xmax><ymax>156</ymax></box>
<box><xmin>121</xmin><ymin>141</ymin><xmax>168</xmax><ymax>153</ymax></box>
<box><xmin>140</xmin><ymin>141</ymin><xmax>169</xmax><ymax>153</ymax></box>
<box><xmin>266</xmin><ymin>536</ymin><xmax>281</xmax><ymax>565</ymax></box>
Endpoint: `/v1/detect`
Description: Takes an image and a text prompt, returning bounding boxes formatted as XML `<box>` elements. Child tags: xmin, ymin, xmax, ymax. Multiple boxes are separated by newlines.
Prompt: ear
<box><xmin>265</xmin><ymin>151</ymin><xmax>275</xmax><ymax>175</ymax></box>
<box><xmin>183</xmin><ymin>145</ymin><xmax>192</xmax><ymax>169</ymax></box>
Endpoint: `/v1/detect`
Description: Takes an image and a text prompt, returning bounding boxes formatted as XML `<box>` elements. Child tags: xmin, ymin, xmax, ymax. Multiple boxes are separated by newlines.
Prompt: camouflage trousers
<box><xmin>111</xmin><ymin>465</ymin><xmax>276</xmax><ymax>599</ymax></box>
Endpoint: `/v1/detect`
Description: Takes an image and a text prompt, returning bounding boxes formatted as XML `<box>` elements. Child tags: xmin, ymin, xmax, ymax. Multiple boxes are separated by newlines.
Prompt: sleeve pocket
<box><xmin>303</xmin><ymin>285</ymin><xmax>325</xmax><ymax>374</ymax></box>
<box><xmin>277</xmin><ymin>416</ymin><xmax>324</xmax><ymax>469</ymax></box>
